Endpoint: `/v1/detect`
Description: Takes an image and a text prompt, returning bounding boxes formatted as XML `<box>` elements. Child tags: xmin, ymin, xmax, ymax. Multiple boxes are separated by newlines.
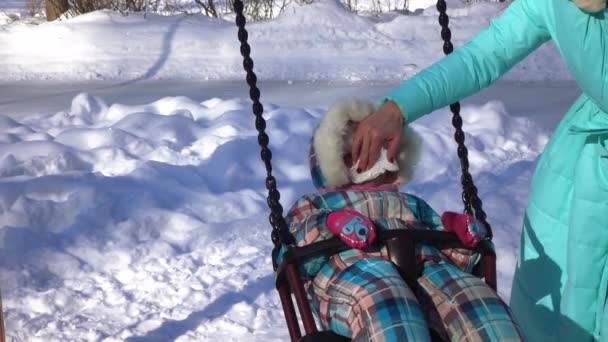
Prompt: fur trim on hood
<box><xmin>573</xmin><ymin>0</ymin><xmax>606</xmax><ymax>13</ymax></box>
<box><xmin>310</xmin><ymin>98</ymin><xmax>421</xmax><ymax>189</ymax></box>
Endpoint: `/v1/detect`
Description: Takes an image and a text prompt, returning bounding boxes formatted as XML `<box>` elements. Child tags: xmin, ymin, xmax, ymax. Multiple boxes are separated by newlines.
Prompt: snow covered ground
<box><xmin>1</xmin><ymin>92</ymin><xmax>551</xmax><ymax>341</ymax></box>
<box><xmin>0</xmin><ymin>0</ymin><xmax>24</xmax><ymax>24</ymax></box>
<box><xmin>0</xmin><ymin>0</ymin><xmax>578</xmax><ymax>340</ymax></box>
<box><xmin>0</xmin><ymin>0</ymin><xmax>570</xmax><ymax>82</ymax></box>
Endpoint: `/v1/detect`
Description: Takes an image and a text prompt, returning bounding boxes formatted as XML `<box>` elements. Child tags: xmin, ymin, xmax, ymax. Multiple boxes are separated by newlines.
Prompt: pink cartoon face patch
<box><xmin>327</xmin><ymin>209</ymin><xmax>376</xmax><ymax>249</ymax></box>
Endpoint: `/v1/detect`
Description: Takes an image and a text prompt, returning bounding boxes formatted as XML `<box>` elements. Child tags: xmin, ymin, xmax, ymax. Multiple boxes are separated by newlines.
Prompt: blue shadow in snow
<box><xmin>125</xmin><ymin>273</ymin><xmax>275</xmax><ymax>341</ymax></box>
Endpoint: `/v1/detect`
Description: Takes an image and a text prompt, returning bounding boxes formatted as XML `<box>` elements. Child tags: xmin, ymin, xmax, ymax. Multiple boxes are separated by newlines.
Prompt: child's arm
<box><xmin>401</xmin><ymin>193</ymin><xmax>488</xmax><ymax>272</ymax></box>
<box><xmin>284</xmin><ymin>195</ymin><xmax>335</xmax><ymax>248</ymax></box>
<box><xmin>275</xmin><ymin>195</ymin><xmax>345</xmax><ymax>279</ymax></box>
<box><xmin>286</xmin><ymin>195</ymin><xmax>376</xmax><ymax>249</ymax></box>
<box><xmin>403</xmin><ymin>194</ymin><xmax>488</xmax><ymax>244</ymax></box>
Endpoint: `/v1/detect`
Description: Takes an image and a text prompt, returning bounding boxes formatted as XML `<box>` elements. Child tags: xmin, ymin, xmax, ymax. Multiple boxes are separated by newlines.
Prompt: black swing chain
<box><xmin>436</xmin><ymin>0</ymin><xmax>492</xmax><ymax>239</ymax></box>
<box><xmin>234</xmin><ymin>0</ymin><xmax>494</xmax><ymax>261</ymax></box>
<box><xmin>233</xmin><ymin>0</ymin><xmax>295</xmax><ymax>270</ymax></box>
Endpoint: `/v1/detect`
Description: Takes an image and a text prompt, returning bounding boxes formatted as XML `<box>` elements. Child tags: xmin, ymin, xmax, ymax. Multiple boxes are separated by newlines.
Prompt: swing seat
<box><xmin>275</xmin><ymin>229</ymin><xmax>496</xmax><ymax>342</ymax></box>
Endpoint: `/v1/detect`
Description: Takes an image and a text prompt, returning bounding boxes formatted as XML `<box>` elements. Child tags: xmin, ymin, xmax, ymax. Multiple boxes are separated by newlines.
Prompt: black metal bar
<box><xmin>290</xmin><ymin>230</ymin><xmax>490</xmax><ymax>263</ymax></box>
<box><xmin>276</xmin><ymin>230</ymin><xmax>496</xmax><ymax>287</ymax></box>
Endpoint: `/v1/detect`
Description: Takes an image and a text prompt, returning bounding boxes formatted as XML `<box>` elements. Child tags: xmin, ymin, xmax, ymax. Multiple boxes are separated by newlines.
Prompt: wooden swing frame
<box><xmin>276</xmin><ymin>231</ymin><xmax>496</xmax><ymax>341</ymax></box>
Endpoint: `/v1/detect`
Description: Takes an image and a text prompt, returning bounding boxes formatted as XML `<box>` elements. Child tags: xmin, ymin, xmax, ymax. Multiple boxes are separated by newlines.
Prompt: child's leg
<box><xmin>309</xmin><ymin>257</ymin><xmax>431</xmax><ymax>342</ymax></box>
<box><xmin>416</xmin><ymin>261</ymin><xmax>524</xmax><ymax>341</ymax></box>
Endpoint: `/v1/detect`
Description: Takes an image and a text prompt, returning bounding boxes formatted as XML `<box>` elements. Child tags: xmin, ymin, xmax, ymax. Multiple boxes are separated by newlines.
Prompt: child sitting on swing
<box><xmin>280</xmin><ymin>98</ymin><xmax>523</xmax><ymax>341</ymax></box>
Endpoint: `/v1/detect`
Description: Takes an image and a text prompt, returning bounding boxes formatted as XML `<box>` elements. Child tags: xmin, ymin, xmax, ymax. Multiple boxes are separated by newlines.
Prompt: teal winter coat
<box><xmin>383</xmin><ymin>0</ymin><xmax>608</xmax><ymax>340</ymax></box>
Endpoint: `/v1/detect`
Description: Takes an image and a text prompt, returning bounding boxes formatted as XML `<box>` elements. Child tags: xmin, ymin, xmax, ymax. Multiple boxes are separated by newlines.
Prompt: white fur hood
<box><xmin>309</xmin><ymin>98</ymin><xmax>421</xmax><ymax>189</ymax></box>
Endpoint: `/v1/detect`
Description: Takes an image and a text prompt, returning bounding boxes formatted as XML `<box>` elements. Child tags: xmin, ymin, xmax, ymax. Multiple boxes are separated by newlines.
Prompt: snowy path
<box><xmin>0</xmin><ymin>80</ymin><xmax>580</xmax><ymax>131</ymax></box>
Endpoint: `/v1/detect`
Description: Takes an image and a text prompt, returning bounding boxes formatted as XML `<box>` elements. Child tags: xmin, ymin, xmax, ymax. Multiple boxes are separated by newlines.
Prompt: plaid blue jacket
<box><xmin>278</xmin><ymin>190</ymin><xmax>481</xmax><ymax>279</ymax></box>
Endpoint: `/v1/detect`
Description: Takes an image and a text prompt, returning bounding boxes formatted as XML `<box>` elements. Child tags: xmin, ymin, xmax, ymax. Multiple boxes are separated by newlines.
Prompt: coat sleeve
<box><xmin>384</xmin><ymin>0</ymin><xmax>552</xmax><ymax>123</ymax></box>
<box><xmin>274</xmin><ymin>195</ymin><xmax>336</xmax><ymax>278</ymax></box>
<box><xmin>284</xmin><ymin>195</ymin><xmax>334</xmax><ymax>247</ymax></box>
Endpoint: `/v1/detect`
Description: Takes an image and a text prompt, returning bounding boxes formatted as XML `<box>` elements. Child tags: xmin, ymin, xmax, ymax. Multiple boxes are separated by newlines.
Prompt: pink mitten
<box><xmin>327</xmin><ymin>209</ymin><xmax>376</xmax><ymax>249</ymax></box>
<box><xmin>441</xmin><ymin>211</ymin><xmax>488</xmax><ymax>248</ymax></box>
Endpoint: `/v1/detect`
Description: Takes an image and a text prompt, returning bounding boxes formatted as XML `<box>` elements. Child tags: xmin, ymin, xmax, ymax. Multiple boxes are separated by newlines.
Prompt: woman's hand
<box><xmin>351</xmin><ymin>100</ymin><xmax>405</xmax><ymax>171</ymax></box>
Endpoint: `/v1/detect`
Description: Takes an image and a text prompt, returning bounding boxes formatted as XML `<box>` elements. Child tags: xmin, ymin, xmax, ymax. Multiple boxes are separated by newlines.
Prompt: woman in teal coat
<box><xmin>350</xmin><ymin>0</ymin><xmax>607</xmax><ymax>340</ymax></box>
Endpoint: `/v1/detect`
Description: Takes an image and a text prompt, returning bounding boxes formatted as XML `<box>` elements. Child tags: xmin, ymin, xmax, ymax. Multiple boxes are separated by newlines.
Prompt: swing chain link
<box><xmin>437</xmin><ymin>0</ymin><xmax>492</xmax><ymax>238</ymax></box>
<box><xmin>234</xmin><ymin>0</ymin><xmax>295</xmax><ymax>270</ymax></box>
